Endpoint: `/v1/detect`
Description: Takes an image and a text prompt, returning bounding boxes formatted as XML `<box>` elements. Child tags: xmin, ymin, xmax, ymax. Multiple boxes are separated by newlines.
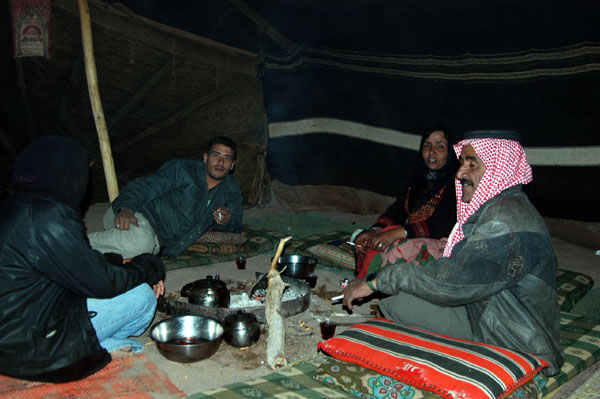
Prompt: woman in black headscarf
<box><xmin>354</xmin><ymin>126</ymin><xmax>458</xmax><ymax>278</ymax></box>
<box><xmin>0</xmin><ymin>135</ymin><xmax>164</xmax><ymax>382</ymax></box>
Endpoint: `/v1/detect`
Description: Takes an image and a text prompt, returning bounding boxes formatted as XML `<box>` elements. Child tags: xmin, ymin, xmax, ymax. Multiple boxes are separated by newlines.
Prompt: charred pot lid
<box><xmin>181</xmin><ymin>275</ymin><xmax>228</xmax><ymax>295</ymax></box>
<box><xmin>181</xmin><ymin>275</ymin><xmax>230</xmax><ymax>307</ymax></box>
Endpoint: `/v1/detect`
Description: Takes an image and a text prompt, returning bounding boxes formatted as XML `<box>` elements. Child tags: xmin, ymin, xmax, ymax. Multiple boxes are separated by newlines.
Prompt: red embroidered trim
<box><xmin>405</xmin><ymin>186</ymin><xmax>446</xmax><ymax>224</ymax></box>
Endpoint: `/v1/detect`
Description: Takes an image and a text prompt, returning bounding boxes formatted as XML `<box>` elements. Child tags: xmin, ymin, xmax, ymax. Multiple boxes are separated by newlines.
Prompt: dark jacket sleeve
<box><xmin>376</xmin><ymin>209</ymin><xmax>522</xmax><ymax>307</ymax></box>
<box><xmin>111</xmin><ymin>160</ymin><xmax>183</xmax><ymax>215</ymax></box>
<box><xmin>34</xmin><ymin>204</ymin><xmax>163</xmax><ymax>299</ymax></box>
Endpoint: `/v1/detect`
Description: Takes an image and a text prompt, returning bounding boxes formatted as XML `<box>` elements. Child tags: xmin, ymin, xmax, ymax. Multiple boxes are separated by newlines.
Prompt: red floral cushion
<box><xmin>318</xmin><ymin>318</ymin><xmax>548</xmax><ymax>399</ymax></box>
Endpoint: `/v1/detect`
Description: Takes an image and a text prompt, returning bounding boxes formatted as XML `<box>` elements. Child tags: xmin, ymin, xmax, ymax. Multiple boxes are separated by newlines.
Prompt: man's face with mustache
<box><xmin>456</xmin><ymin>144</ymin><xmax>486</xmax><ymax>203</ymax></box>
<box><xmin>203</xmin><ymin>143</ymin><xmax>235</xmax><ymax>182</ymax></box>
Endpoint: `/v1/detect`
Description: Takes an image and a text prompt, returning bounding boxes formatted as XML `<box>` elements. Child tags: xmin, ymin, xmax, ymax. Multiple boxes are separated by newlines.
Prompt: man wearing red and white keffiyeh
<box><xmin>442</xmin><ymin>136</ymin><xmax>533</xmax><ymax>257</ymax></box>
<box><xmin>343</xmin><ymin>130</ymin><xmax>564</xmax><ymax>377</ymax></box>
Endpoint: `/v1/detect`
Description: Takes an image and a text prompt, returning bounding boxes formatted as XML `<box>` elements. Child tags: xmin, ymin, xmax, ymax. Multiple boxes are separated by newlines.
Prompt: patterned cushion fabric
<box><xmin>195</xmin><ymin>231</ymin><xmax>248</xmax><ymax>245</ymax></box>
<box><xmin>317</xmin><ymin>319</ymin><xmax>548</xmax><ymax>399</ymax></box>
<box><xmin>306</xmin><ymin>239</ymin><xmax>355</xmax><ymax>271</ymax></box>
<box><xmin>314</xmin><ymin>356</ymin><xmax>547</xmax><ymax>399</ymax></box>
<box><xmin>186</xmin><ymin>232</ymin><xmax>248</xmax><ymax>254</ymax></box>
<box><xmin>556</xmin><ymin>269</ymin><xmax>595</xmax><ymax>312</ymax></box>
<box><xmin>161</xmin><ymin>225</ymin><xmax>287</xmax><ymax>270</ymax></box>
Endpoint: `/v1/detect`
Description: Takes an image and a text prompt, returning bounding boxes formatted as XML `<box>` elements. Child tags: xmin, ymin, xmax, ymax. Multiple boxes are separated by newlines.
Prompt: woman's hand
<box><xmin>355</xmin><ymin>230</ymin><xmax>378</xmax><ymax>254</ymax></box>
<box><xmin>368</xmin><ymin>227</ymin><xmax>406</xmax><ymax>252</ymax></box>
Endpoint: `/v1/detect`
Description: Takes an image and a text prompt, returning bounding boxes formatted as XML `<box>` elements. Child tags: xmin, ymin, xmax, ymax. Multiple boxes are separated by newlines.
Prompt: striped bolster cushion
<box><xmin>317</xmin><ymin>318</ymin><xmax>548</xmax><ymax>399</ymax></box>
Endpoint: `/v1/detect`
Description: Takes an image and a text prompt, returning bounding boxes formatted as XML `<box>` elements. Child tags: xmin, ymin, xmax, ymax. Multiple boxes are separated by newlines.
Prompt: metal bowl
<box><xmin>275</xmin><ymin>255</ymin><xmax>318</xmax><ymax>279</ymax></box>
<box><xmin>150</xmin><ymin>315</ymin><xmax>224</xmax><ymax>363</ymax></box>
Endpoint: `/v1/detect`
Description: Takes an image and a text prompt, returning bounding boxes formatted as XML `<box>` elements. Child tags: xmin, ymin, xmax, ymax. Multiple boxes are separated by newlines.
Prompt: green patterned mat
<box><xmin>244</xmin><ymin>212</ymin><xmax>366</xmax><ymax>239</ymax></box>
<box><xmin>571</xmin><ymin>288</ymin><xmax>600</xmax><ymax>320</ymax></box>
<box><xmin>161</xmin><ymin>211</ymin><xmax>364</xmax><ymax>272</ymax></box>
<box><xmin>161</xmin><ymin>224</ymin><xmax>286</xmax><ymax>271</ymax></box>
<box><xmin>187</xmin><ymin>354</ymin><xmax>353</xmax><ymax>399</ymax></box>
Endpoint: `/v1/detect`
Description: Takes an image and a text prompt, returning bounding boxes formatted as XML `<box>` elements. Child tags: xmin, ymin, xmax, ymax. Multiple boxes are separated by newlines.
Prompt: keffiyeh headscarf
<box><xmin>442</xmin><ymin>133</ymin><xmax>533</xmax><ymax>257</ymax></box>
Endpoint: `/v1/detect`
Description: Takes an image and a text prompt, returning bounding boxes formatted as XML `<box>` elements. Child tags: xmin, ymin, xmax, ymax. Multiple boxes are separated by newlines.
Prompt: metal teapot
<box><xmin>181</xmin><ymin>275</ymin><xmax>230</xmax><ymax>308</ymax></box>
<box><xmin>223</xmin><ymin>310</ymin><xmax>260</xmax><ymax>347</ymax></box>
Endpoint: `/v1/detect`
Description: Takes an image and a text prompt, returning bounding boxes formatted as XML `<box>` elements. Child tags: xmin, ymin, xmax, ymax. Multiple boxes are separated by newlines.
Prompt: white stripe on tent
<box><xmin>269</xmin><ymin>118</ymin><xmax>600</xmax><ymax>167</ymax></box>
<box><xmin>269</xmin><ymin>118</ymin><xmax>421</xmax><ymax>150</ymax></box>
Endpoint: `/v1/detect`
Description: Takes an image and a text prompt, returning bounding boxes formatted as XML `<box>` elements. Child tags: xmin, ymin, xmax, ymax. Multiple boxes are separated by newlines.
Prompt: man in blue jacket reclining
<box><xmin>88</xmin><ymin>135</ymin><xmax>243</xmax><ymax>263</ymax></box>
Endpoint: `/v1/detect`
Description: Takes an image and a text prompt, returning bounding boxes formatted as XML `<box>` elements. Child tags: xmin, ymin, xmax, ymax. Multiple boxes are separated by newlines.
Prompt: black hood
<box><xmin>11</xmin><ymin>135</ymin><xmax>89</xmax><ymax>208</ymax></box>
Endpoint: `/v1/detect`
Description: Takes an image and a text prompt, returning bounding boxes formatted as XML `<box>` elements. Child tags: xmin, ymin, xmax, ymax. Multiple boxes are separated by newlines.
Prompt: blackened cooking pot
<box><xmin>274</xmin><ymin>255</ymin><xmax>318</xmax><ymax>279</ymax></box>
<box><xmin>181</xmin><ymin>275</ymin><xmax>230</xmax><ymax>308</ymax></box>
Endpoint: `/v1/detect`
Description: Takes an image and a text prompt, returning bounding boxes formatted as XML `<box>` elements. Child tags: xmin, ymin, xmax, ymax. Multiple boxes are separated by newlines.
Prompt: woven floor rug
<box><xmin>0</xmin><ymin>353</ymin><xmax>185</xmax><ymax>399</ymax></box>
<box><xmin>571</xmin><ymin>288</ymin><xmax>600</xmax><ymax>320</ymax></box>
<box><xmin>545</xmin><ymin>361</ymin><xmax>600</xmax><ymax>398</ymax></box>
<box><xmin>187</xmin><ymin>354</ymin><xmax>353</xmax><ymax>399</ymax></box>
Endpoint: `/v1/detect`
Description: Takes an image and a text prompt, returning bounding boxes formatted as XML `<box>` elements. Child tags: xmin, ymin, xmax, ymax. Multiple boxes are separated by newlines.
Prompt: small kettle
<box><xmin>223</xmin><ymin>310</ymin><xmax>260</xmax><ymax>347</ymax></box>
<box><xmin>181</xmin><ymin>275</ymin><xmax>230</xmax><ymax>308</ymax></box>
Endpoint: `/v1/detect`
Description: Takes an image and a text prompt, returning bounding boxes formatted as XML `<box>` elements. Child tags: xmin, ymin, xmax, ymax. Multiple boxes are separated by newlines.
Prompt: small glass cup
<box><xmin>320</xmin><ymin>320</ymin><xmax>336</xmax><ymax>340</ymax></box>
<box><xmin>235</xmin><ymin>256</ymin><xmax>246</xmax><ymax>270</ymax></box>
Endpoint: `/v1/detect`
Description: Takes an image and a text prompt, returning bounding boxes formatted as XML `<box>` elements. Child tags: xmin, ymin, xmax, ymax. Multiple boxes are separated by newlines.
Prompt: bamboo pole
<box><xmin>77</xmin><ymin>0</ymin><xmax>119</xmax><ymax>201</ymax></box>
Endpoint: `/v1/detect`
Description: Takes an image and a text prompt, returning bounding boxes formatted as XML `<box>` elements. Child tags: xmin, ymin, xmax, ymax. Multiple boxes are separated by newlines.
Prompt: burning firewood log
<box><xmin>265</xmin><ymin>236</ymin><xmax>292</xmax><ymax>369</ymax></box>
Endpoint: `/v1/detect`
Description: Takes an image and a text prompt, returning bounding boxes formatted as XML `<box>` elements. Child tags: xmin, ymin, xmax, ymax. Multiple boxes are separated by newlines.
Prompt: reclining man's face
<box><xmin>203</xmin><ymin>144</ymin><xmax>235</xmax><ymax>181</ymax></box>
<box><xmin>456</xmin><ymin>144</ymin><xmax>486</xmax><ymax>203</ymax></box>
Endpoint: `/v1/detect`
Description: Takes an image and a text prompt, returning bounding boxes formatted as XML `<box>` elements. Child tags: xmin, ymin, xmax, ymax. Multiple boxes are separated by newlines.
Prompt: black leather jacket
<box><xmin>0</xmin><ymin>188</ymin><xmax>164</xmax><ymax>381</ymax></box>
<box><xmin>377</xmin><ymin>186</ymin><xmax>565</xmax><ymax>376</ymax></box>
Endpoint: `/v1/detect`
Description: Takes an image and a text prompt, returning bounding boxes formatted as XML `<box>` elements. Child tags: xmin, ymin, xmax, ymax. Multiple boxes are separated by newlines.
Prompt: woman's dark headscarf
<box><xmin>408</xmin><ymin>125</ymin><xmax>458</xmax><ymax>210</ymax></box>
<box><xmin>411</xmin><ymin>125</ymin><xmax>458</xmax><ymax>185</ymax></box>
<box><xmin>11</xmin><ymin>135</ymin><xmax>89</xmax><ymax>208</ymax></box>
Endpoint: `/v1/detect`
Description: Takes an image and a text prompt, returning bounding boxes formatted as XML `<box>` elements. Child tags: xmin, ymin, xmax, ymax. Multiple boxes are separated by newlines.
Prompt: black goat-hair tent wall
<box><xmin>1</xmin><ymin>0</ymin><xmax>598</xmax><ymax>222</ymax></box>
<box><xmin>110</xmin><ymin>0</ymin><xmax>600</xmax><ymax>221</ymax></box>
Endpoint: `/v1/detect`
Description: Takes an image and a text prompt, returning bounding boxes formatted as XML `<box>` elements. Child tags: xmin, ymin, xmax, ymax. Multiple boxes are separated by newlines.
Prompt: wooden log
<box><xmin>265</xmin><ymin>236</ymin><xmax>292</xmax><ymax>369</ymax></box>
<box><xmin>77</xmin><ymin>0</ymin><xmax>119</xmax><ymax>201</ymax></box>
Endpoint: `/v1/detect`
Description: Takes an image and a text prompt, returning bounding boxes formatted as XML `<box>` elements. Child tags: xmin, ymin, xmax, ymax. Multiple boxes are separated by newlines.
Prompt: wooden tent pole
<box><xmin>77</xmin><ymin>0</ymin><xmax>119</xmax><ymax>202</ymax></box>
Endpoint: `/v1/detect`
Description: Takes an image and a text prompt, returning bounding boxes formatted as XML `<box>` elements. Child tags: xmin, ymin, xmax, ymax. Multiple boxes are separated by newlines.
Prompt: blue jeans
<box><xmin>87</xmin><ymin>283</ymin><xmax>157</xmax><ymax>352</ymax></box>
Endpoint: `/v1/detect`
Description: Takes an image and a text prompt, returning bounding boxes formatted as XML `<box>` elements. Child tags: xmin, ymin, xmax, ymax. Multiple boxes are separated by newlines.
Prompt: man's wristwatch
<box><xmin>366</xmin><ymin>272</ymin><xmax>377</xmax><ymax>291</ymax></box>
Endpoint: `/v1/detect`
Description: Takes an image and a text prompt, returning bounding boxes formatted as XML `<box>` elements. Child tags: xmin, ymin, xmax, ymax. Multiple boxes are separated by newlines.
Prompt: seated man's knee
<box><xmin>130</xmin><ymin>284</ymin><xmax>157</xmax><ymax>315</ymax></box>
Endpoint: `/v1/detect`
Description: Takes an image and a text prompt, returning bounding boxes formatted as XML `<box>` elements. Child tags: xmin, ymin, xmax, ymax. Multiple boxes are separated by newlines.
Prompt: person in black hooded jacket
<box><xmin>0</xmin><ymin>135</ymin><xmax>165</xmax><ymax>382</ymax></box>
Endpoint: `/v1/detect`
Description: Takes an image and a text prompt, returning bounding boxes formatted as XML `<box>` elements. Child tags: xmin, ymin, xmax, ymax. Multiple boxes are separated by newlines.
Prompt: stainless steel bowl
<box><xmin>150</xmin><ymin>315</ymin><xmax>224</xmax><ymax>363</ymax></box>
<box><xmin>275</xmin><ymin>255</ymin><xmax>318</xmax><ymax>279</ymax></box>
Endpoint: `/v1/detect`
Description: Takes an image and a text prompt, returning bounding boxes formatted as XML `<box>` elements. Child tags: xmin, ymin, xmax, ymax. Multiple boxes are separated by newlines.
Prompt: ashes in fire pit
<box><xmin>229</xmin><ymin>293</ymin><xmax>261</xmax><ymax>308</ymax></box>
<box><xmin>159</xmin><ymin>277</ymin><xmax>311</xmax><ymax>323</ymax></box>
<box><xmin>230</xmin><ymin>286</ymin><xmax>306</xmax><ymax>308</ymax></box>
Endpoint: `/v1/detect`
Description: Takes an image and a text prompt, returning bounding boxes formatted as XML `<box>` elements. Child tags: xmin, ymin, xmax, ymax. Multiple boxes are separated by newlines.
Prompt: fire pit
<box><xmin>158</xmin><ymin>276</ymin><xmax>311</xmax><ymax>323</ymax></box>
